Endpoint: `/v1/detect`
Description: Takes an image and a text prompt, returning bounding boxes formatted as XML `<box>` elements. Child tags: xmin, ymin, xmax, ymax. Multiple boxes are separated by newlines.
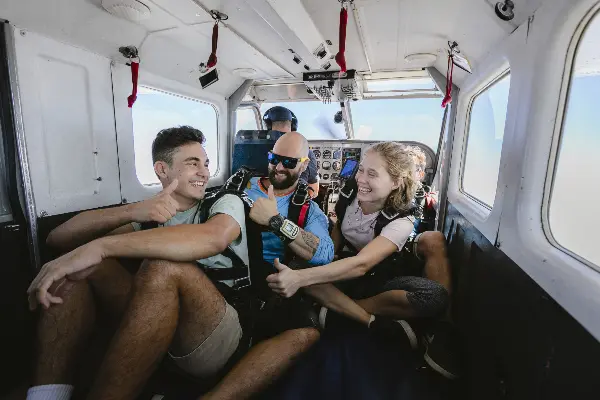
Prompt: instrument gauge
<box><xmin>322</xmin><ymin>150</ymin><xmax>332</xmax><ymax>159</ymax></box>
<box><xmin>332</xmin><ymin>161</ymin><xmax>341</xmax><ymax>171</ymax></box>
<box><xmin>322</xmin><ymin>161</ymin><xmax>331</xmax><ymax>170</ymax></box>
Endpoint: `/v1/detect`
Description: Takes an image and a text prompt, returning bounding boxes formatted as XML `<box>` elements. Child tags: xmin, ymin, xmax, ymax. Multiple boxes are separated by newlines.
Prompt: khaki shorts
<box><xmin>168</xmin><ymin>302</ymin><xmax>242</xmax><ymax>378</ymax></box>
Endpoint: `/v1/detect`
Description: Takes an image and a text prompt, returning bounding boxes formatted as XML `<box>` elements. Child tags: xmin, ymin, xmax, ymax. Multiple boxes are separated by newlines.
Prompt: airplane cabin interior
<box><xmin>0</xmin><ymin>0</ymin><xmax>599</xmax><ymax>399</ymax></box>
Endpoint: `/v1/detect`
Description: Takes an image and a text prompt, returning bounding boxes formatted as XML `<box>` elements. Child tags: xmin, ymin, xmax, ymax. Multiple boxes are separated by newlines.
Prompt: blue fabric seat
<box><xmin>232</xmin><ymin>130</ymin><xmax>280</xmax><ymax>176</ymax></box>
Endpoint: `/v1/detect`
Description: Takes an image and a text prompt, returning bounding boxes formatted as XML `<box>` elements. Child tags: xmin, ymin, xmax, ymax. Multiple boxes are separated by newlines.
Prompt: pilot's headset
<box><xmin>263</xmin><ymin>106</ymin><xmax>298</xmax><ymax>131</ymax></box>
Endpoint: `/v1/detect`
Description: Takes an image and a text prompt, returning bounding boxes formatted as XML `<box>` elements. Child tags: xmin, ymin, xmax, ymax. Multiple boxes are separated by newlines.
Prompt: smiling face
<box><xmin>267</xmin><ymin>132</ymin><xmax>309</xmax><ymax>191</ymax></box>
<box><xmin>355</xmin><ymin>149</ymin><xmax>399</xmax><ymax>207</ymax></box>
<box><xmin>154</xmin><ymin>142</ymin><xmax>210</xmax><ymax>208</ymax></box>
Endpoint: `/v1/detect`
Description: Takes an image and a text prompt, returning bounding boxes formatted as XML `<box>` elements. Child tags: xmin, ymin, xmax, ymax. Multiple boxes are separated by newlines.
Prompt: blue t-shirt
<box><xmin>245</xmin><ymin>177</ymin><xmax>334</xmax><ymax>266</ymax></box>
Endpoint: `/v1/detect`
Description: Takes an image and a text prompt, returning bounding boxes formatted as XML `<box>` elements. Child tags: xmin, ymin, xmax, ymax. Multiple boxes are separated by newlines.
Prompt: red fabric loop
<box><xmin>207</xmin><ymin>22</ymin><xmax>219</xmax><ymax>69</ymax></box>
<box><xmin>127</xmin><ymin>61</ymin><xmax>139</xmax><ymax>108</ymax></box>
<box><xmin>442</xmin><ymin>55</ymin><xmax>453</xmax><ymax>108</ymax></box>
<box><xmin>335</xmin><ymin>7</ymin><xmax>348</xmax><ymax>72</ymax></box>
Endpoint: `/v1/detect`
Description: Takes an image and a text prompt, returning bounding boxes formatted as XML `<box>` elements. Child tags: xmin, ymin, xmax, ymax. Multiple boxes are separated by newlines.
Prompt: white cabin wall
<box><xmin>448</xmin><ymin>0</ymin><xmax>600</xmax><ymax>340</ymax></box>
<box><xmin>12</xmin><ymin>27</ymin><xmax>122</xmax><ymax>217</ymax></box>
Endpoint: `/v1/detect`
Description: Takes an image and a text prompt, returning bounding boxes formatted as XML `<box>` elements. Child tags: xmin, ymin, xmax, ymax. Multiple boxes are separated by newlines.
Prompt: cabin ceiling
<box><xmin>0</xmin><ymin>0</ymin><xmax>547</xmax><ymax>97</ymax></box>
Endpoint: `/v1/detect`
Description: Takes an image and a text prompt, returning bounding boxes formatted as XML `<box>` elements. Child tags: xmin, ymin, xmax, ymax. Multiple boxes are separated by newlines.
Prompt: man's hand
<box><xmin>27</xmin><ymin>241</ymin><xmax>105</xmax><ymax>310</ymax></box>
<box><xmin>249</xmin><ymin>185</ymin><xmax>279</xmax><ymax>226</ymax></box>
<box><xmin>130</xmin><ymin>179</ymin><xmax>180</xmax><ymax>223</ymax></box>
<box><xmin>266</xmin><ymin>258</ymin><xmax>304</xmax><ymax>298</ymax></box>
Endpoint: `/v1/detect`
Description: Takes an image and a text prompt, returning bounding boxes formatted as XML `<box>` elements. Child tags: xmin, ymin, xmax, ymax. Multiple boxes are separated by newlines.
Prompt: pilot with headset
<box><xmin>263</xmin><ymin>106</ymin><xmax>320</xmax><ymax>197</ymax></box>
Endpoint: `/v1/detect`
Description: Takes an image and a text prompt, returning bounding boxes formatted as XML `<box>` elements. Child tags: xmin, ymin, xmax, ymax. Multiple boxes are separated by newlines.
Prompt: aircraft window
<box><xmin>132</xmin><ymin>87</ymin><xmax>219</xmax><ymax>185</ymax></box>
<box><xmin>350</xmin><ymin>98</ymin><xmax>444</xmax><ymax>151</ymax></box>
<box><xmin>548</xmin><ymin>13</ymin><xmax>600</xmax><ymax>268</ymax></box>
<box><xmin>236</xmin><ymin>107</ymin><xmax>260</xmax><ymax>131</ymax></box>
<box><xmin>260</xmin><ymin>102</ymin><xmax>346</xmax><ymax>140</ymax></box>
<box><xmin>462</xmin><ymin>73</ymin><xmax>511</xmax><ymax>208</ymax></box>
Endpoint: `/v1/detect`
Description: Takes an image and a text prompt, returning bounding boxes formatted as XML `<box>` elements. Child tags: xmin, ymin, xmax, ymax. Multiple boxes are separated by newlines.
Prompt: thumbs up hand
<box><xmin>130</xmin><ymin>178</ymin><xmax>181</xmax><ymax>224</ymax></box>
<box><xmin>249</xmin><ymin>184</ymin><xmax>279</xmax><ymax>226</ymax></box>
<box><xmin>266</xmin><ymin>258</ymin><xmax>303</xmax><ymax>298</ymax></box>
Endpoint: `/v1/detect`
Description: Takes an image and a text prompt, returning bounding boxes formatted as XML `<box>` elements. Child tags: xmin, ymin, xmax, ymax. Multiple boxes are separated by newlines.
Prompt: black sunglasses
<box><xmin>268</xmin><ymin>152</ymin><xmax>309</xmax><ymax>169</ymax></box>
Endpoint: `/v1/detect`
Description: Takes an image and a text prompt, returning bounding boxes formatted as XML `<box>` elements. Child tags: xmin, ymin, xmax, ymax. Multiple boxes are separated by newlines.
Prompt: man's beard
<box><xmin>268</xmin><ymin>167</ymin><xmax>298</xmax><ymax>190</ymax></box>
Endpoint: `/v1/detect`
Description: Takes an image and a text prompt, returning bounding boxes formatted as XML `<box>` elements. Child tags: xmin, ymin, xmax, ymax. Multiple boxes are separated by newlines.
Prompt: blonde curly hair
<box><xmin>366</xmin><ymin>142</ymin><xmax>418</xmax><ymax>214</ymax></box>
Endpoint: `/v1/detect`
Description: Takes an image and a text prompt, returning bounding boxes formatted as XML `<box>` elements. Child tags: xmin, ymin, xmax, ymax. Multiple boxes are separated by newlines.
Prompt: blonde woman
<box><xmin>267</xmin><ymin>142</ymin><xmax>449</xmax><ymax>351</ymax></box>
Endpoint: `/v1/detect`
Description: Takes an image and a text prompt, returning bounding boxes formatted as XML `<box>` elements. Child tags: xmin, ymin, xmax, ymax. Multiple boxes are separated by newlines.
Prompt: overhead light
<box><xmin>404</xmin><ymin>53</ymin><xmax>438</xmax><ymax>66</ymax></box>
<box><xmin>232</xmin><ymin>68</ymin><xmax>258</xmax><ymax>79</ymax></box>
<box><xmin>102</xmin><ymin>0</ymin><xmax>151</xmax><ymax>22</ymax></box>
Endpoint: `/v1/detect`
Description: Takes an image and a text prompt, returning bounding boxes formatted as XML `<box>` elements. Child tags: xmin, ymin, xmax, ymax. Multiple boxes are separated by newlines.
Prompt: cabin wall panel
<box><xmin>13</xmin><ymin>28</ymin><xmax>121</xmax><ymax>216</ymax></box>
<box><xmin>445</xmin><ymin>202</ymin><xmax>600</xmax><ymax>400</ymax></box>
<box><xmin>448</xmin><ymin>0</ymin><xmax>600</xmax><ymax>340</ymax></box>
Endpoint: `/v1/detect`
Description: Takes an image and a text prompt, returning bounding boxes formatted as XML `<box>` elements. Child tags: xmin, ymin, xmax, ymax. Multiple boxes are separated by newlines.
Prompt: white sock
<box><xmin>26</xmin><ymin>384</ymin><xmax>74</xmax><ymax>400</ymax></box>
<box><xmin>368</xmin><ymin>314</ymin><xmax>376</xmax><ymax>327</ymax></box>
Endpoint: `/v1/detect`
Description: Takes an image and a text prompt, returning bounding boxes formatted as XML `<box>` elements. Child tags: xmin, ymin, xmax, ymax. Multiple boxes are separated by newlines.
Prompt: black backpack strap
<box><xmin>332</xmin><ymin>178</ymin><xmax>358</xmax><ymax>253</ymax></box>
<box><xmin>198</xmin><ymin>188</ymin><xmax>252</xmax><ymax>290</ymax></box>
<box><xmin>334</xmin><ymin>178</ymin><xmax>357</xmax><ymax>225</ymax></box>
<box><xmin>283</xmin><ymin>181</ymin><xmax>312</xmax><ymax>264</ymax></box>
<box><xmin>287</xmin><ymin>181</ymin><xmax>311</xmax><ymax>227</ymax></box>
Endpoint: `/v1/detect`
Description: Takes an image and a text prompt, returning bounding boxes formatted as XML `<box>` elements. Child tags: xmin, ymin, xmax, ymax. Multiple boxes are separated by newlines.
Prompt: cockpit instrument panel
<box><xmin>309</xmin><ymin>141</ymin><xmax>435</xmax><ymax>185</ymax></box>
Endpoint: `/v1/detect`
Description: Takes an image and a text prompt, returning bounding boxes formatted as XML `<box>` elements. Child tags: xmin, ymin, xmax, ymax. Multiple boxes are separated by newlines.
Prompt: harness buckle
<box><xmin>233</xmin><ymin>276</ymin><xmax>251</xmax><ymax>290</ymax></box>
<box><xmin>292</xmin><ymin>183</ymin><xmax>310</xmax><ymax>206</ymax></box>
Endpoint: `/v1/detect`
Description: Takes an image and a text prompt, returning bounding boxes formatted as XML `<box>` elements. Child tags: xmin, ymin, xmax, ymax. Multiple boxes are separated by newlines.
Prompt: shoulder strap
<box><xmin>374</xmin><ymin>207</ymin><xmax>410</xmax><ymax>237</ymax></box>
<box><xmin>283</xmin><ymin>181</ymin><xmax>312</xmax><ymax>264</ymax></box>
<box><xmin>334</xmin><ymin>178</ymin><xmax>357</xmax><ymax>225</ymax></box>
<box><xmin>287</xmin><ymin>180</ymin><xmax>311</xmax><ymax>227</ymax></box>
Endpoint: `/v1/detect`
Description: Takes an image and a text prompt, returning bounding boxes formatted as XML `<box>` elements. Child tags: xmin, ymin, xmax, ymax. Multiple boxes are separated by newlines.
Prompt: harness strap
<box><xmin>207</xmin><ymin>21</ymin><xmax>219</xmax><ymax>69</ymax></box>
<box><xmin>127</xmin><ymin>61</ymin><xmax>139</xmax><ymax>108</ymax></box>
<box><xmin>283</xmin><ymin>181</ymin><xmax>312</xmax><ymax>264</ymax></box>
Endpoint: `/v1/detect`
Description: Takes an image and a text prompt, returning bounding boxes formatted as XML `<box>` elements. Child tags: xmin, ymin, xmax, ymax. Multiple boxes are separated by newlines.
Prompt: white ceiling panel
<box><xmin>0</xmin><ymin>0</ymin><xmax>147</xmax><ymax>60</ymax></box>
<box><xmin>149</xmin><ymin>0</ymin><xmax>214</xmax><ymax>25</ymax></box>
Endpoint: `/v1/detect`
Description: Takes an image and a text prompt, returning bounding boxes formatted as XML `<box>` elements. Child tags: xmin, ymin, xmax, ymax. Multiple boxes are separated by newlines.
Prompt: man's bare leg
<box><xmin>416</xmin><ymin>231</ymin><xmax>452</xmax><ymax>293</ymax></box>
<box><xmin>355</xmin><ymin>290</ymin><xmax>416</xmax><ymax>319</ymax></box>
<box><xmin>202</xmin><ymin>327</ymin><xmax>320</xmax><ymax>400</ymax></box>
<box><xmin>87</xmin><ymin>260</ymin><xmax>227</xmax><ymax>400</ymax></box>
<box><xmin>32</xmin><ymin>258</ymin><xmax>132</xmax><ymax>387</ymax></box>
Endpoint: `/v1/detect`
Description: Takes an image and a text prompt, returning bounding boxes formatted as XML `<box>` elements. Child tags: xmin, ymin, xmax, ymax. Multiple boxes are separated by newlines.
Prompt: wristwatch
<box><xmin>268</xmin><ymin>214</ymin><xmax>300</xmax><ymax>243</ymax></box>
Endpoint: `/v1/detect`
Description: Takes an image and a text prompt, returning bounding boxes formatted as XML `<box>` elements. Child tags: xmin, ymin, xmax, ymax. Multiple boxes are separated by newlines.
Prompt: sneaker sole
<box><xmin>398</xmin><ymin>320</ymin><xmax>418</xmax><ymax>350</ymax></box>
<box><xmin>318</xmin><ymin>307</ymin><xmax>328</xmax><ymax>330</ymax></box>
<box><xmin>423</xmin><ymin>350</ymin><xmax>458</xmax><ymax>380</ymax></box>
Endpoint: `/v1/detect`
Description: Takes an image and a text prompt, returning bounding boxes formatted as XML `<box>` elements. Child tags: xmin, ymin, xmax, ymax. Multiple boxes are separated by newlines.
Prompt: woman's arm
<box><xmin>267</xmin><ymin>236</ymin><xmax>398</xmax><ymax>297</ymax></box>
<box><xmin>300</xmin><ymin>236</ymin><xmax>398</xmax><ymax>285</ymax></box>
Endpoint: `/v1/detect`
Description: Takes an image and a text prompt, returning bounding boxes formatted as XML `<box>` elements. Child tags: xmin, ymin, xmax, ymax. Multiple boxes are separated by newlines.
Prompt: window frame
<box><xmin>235</xmin><ymin>104</ymin><xmax>262</xmax><ymax>131</ymax></box>
<box><xmin>459</xmin><ymin>69</ymin><xmax>511</xmax><ymax>210</ymax></box>
<box><xmin>132</xmin><ymin>85</ymin><xmax>221</xmax><ymax>185</ymax></box>
<box><xmin>542</xmin><ymin>6</ymin><xmax>600</xmax><ymax>272</ymax></box>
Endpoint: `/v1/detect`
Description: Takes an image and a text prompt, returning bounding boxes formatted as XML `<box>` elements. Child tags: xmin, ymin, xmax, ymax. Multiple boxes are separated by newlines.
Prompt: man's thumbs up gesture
<box><xmin>130</xmin><ymin>178</ymin><xmax>181</xmax><ymax>224</ymax></box>
<box><xmin>266</xmin><ymin>258</ymin><xmax>303</xmax><ymax>298</ymax></box>
<box><xmin>249</xmin><ymin>184</ymin><xmax>279</xmax><ymax>226</ymax></box>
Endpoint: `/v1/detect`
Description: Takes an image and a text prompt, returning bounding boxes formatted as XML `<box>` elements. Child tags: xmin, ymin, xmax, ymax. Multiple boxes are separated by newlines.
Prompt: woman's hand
<box><xmin>266</xmin><ymin>258</ymin><xmax>305</xmax><ymax>298</ymax></box>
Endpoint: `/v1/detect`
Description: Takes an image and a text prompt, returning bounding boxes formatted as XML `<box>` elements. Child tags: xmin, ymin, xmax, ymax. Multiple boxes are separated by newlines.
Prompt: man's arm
<box><xmin>47</xmin><ymin>179</ymin><xmax>180</xmax><ymax>252</ymax></box>
<box><xmin>98</xmin><ymin>213</ymin><xmax>239</xmax><ymax>261</ymax></box>
<box><xmin>286</xmin><ymin>209</ymin><xmax>333</xmax><ymax>264</ymax></box>
<box><xmin>28</xmin><ymin>213</ymin><xmax>241</xmax><ymax>309</ymax></box>
<box><xmin>249</xmin><ymin>185</ymin><xmax>333</xmax><ymax>264</ymax></box>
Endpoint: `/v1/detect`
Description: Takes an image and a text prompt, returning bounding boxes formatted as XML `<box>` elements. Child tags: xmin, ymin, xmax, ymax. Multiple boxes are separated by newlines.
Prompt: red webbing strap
<box><xmin>298</xmin><ymin>203</ymin><xmax>310</xmax><ymax>228</ymax></box>
<box><xmin>127</xmin><ymin>61</ymin><xmax>139</xmax><ymax>108</ymax></box>
<box><xmin>442</xmin><ymin>54</ymin><xmax>453</xmax><ymax>108</ymax></box>
<box><xmin>335</xmin><ymin>7</ymin><xmax>348</xmax><ymax>72</ymax></box>
<box><xmin>207</xmin><ymin>22</ymin><xmax>219</xmax><ymax>69</ymax></box>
